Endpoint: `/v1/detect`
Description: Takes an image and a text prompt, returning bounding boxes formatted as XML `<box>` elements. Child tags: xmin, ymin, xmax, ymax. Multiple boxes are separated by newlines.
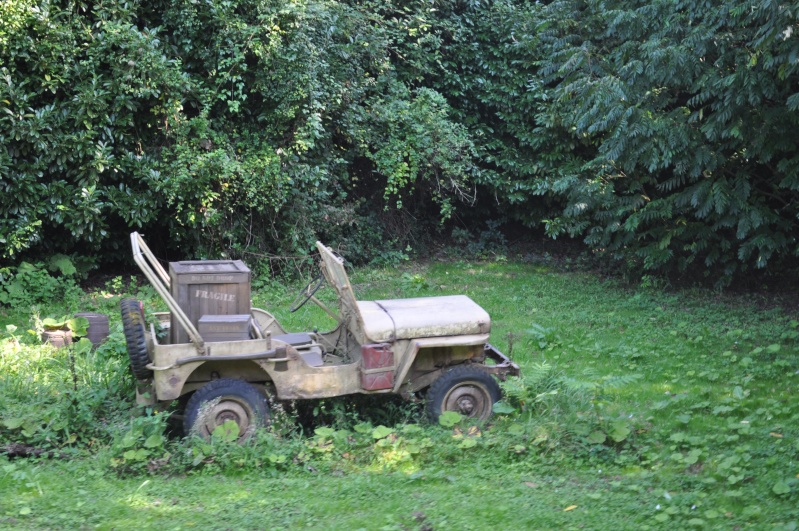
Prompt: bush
<box><xmin>0</xmin><ymin>1</ymin><xmax>185</xmax><ymax>260</ymax></box>
<box><xmin>3</xmin><ymin>0</ymin><xmax>798</xmax><ymax>282</ymax></box>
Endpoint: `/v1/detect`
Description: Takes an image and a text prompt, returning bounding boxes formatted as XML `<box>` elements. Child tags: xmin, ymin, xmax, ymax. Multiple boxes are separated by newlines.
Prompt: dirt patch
<box><xmin>1</xmin><ymin>443</ymin><xmax>61</xmax><ymax>459</ymax></box>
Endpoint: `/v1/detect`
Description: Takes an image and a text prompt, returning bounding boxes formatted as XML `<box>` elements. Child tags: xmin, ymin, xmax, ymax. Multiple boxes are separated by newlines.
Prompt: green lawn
<box><xmin>1</xmin><ymin>257</ymin><xmax>797</xmax><ymax>530</ymax></box>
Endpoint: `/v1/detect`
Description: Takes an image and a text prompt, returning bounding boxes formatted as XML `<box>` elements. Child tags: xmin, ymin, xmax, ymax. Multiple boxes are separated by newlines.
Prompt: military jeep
<box><xmin>123</xmin><ymin>232</ymin><xmax>519</xmax><ymax>438</ymax></box>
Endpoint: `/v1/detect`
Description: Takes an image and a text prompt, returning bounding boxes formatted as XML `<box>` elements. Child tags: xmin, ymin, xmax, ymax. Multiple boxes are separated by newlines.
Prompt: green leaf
<box><xmin>3</xmin><ymin>418</ymin><xmax>24</xmax><ymax>429</ymax></box>
<box><xmin>401</xmin><ymin>424</ymin><xmax>423</xmax><ymax>435</ymax></box>
<box><xmin>371</xmin><ymin>425</ymin><xmax>394</xmax><ymax>439</ymax></box>
<box><xmin>438</xmin><ymin>411</ymin><xmax>462</xmax><ymax>428</ymax></box>
<box><xmin>48</xmin><ymin>254</ymin><xmax>77</xmax><ymax>276</ymax></box>
<box><xmin>492</xmin><ymin>401</ymin><xmax>516</xmax><ymax>415</ymax></box>
<box><xmin>458</xmin><ymin>438</ymin><xmax>477</xmax><ymax>449</ymax></box>
<box><xmin>67</xmin><ymin>317</ymin><xmax>89</xmax><ymax>336</ymax></box>
<box><xmin>684</xmin><ymin>449</ymin><xmax>702</xmax><ymax>465</ymax></box>
<box><xmin>134</xmin><ymin>449</ymin><xmax>149</xmax><ymax>460</ymax></box>
<box><xmin>41</xmin><ymin>317</ymin><xmax>65</xmax><ymax>329</ymax></box>
<box><xmin>353</xmin><ymin>423</ymin><xmax>373</xmax><ymax>434</ymax></box>
<box><xmin>191</xmin><ymin>451</ymin><xmax>206</xmax><ymax>467</ymax></box>
<box><xmin>211</xmin><ymin>420</ymin><xmax>240</xmax><ymax>442</ymax></box>
<box><xmin>586</xmin><ymin>431</ymin><xmax>606</xmax><ymax>444</ymax></box>
<box><xmin>268</xmin><ymin>453</ymin><xmax>286</xmax><ymax>464</ymax></box>
<box><xmin>507</xmin><ymin>423</ymin><xmax>525</xmax><ymax>436</ymax></box>
<box><xmin>314</xmin><ymin>427</ymin><xmax>336</xmax><ymax>438</ymax></box>
<box><xmin>119</xmin><ymin>432</ymin><xmax>138</xmax><ymax>448</ymax></box>
<box><xmin>608</xmin><ymin>420</ymin><xmax>631</xmax><ymax>442</ymax></box>
<box><xmin>143</xmin><ymin>434</ymin><xmax>163</xmax><ymax>448</ymax></box>
<box><xmin>773</xmin><ymin>481</ymin><xmax>791</xmax><ymax>495</ymax></box>
<box><xmin>123</xmin><ymin>449</ymin><xmax>139</xmax><ymax>460</ymax></box>
<box><xmin>669</xmin><ymin>432</ymin><xmax>687</xmax><ymax>442</ymax></box>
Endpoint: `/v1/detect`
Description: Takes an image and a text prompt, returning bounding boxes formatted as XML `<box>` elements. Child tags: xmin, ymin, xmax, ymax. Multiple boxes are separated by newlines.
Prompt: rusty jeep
<box><xmin>123</xmin><ymin>232</ymin><xmax>519</xmax><ymax>439</ymax></box>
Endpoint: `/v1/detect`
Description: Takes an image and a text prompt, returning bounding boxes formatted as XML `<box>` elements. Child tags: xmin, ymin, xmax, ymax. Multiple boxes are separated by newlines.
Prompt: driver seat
<box><xmin>315</xmin><ymin>242</ymin><xmax>490</xmax><ymax>345</ymax></box>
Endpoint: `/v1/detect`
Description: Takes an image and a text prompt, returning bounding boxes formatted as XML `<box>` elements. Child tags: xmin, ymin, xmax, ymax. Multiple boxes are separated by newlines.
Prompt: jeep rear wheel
<box><xmin>120</xmin><ymin>298</ymin><xmax>151</xmax><ymax>380</ymax></box>
<box><xmin>183</xmin><ymin>379</ymin><xmax>270</xmax><ymax>440</ymax></box>
<box><xmin>427</xmin><ymin>365</ymin><xmax>501</xmax><ymax>423</ymax></box>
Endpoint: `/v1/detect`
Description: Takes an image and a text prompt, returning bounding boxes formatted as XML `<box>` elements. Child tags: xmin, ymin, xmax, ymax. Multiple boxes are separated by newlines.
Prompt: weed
<box><xmin>108</xmin><ymin>409</ymin><xmax>172</xmax><ymax>475</ymax></box>
<box><xmin>400</xmin><ymin>272</ymin><xmax>430</xmax><ymax>292</ymax></box>
<box><xmin>0</xmin><ymin>260</ymin><xmax>84</xmax><ymax>308</ymax></box>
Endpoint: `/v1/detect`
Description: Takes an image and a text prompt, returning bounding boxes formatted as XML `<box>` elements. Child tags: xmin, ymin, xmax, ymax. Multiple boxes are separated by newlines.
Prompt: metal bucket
<box><xmin>42</xmin><ymin>329</ymin><xmax>72</xmax><ymax>348</ymax></box>
<box><xmin>74</xmin><ymin>312</ymin><xmax>110</xmax><ymax>348</ymax></box>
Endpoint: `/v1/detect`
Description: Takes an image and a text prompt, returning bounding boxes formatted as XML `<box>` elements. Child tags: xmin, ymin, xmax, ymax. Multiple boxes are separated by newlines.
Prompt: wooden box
<box><xmin>170</xmin><ymin>260</ymin><xmax>251</xmax><ymax>344</ymax></box>
<box><xmin>198</xmin><ymin>314</ymin><xmax>251</xmax><ymax>342</ymax></box>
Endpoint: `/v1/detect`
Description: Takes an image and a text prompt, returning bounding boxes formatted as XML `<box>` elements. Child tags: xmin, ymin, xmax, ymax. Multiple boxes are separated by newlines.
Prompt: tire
<box><xmin>120</xmin><ymin>298</ymin><xmax>151</xmax><ymax>380</ymax></box>
<box><xmin>427</xmin><ymin>365</ymin><xmax>502</xmax><ymax>423</ymax></box>
<box><xmin>183</xmin><ymin>379</ymin><xmax>270</xmax><ymax>440</ymax></box>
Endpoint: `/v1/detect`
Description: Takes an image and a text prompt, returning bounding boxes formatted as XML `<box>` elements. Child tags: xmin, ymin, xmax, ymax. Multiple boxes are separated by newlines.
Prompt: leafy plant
<box><xmin>0</xmin><ymin>261</ymin><xmax>83</xmax><ymax>307</ymax></box>
<box><xmin>40</xmin><ymin>316</ymin><xmax>89</xmax><ymax>336</ymax></box>
<box><xmin>109</xmin><ymin>409</ymin><xmax>172</xmax><ymax>475</ymax></box>
<box><xmin>400</xmin><ymin>272</ymin><xmax>430</xmax><ymax>292</ymax></box>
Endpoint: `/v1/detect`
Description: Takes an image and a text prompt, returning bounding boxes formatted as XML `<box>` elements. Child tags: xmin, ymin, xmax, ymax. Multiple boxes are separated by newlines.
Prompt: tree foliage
<box><xmin>535</xmin><ymin>0</ymin><xmax>799</xmax><ymax>278</ymax></box>
<box><xmin>0</xmin><ymin>1</ymin><xmax>185</xmax><ymax>262</ymax></box>
<box><xmin>1</xmin><ymin>0</ymin><xmax>798</xmax><ymax>283</ymax></box>
<box><xmin>411</xmin><ymin>0</ymin><xmax>799</xmax><ymax>280</ymax></box>
<box><xmin>1</xmin><ymin>0</ymin><xmax>476</xmax><ymax>265</ymax></box>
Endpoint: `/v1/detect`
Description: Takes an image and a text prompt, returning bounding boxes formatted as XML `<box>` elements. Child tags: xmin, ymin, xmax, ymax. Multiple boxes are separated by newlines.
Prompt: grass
<box><xmin>1</xmin><ymin>256</ymin><xmax>798</xmax><ymax>530</ymax></box>
<box><xmin>1</xmin><ymin>459</ymin><xmax>657</xmax><ymax>529</ymax></box>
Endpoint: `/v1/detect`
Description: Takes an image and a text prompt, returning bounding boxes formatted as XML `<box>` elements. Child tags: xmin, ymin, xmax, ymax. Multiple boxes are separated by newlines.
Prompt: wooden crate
<box><xmin>169</xmin><ymin>260</ymin><xmax>251</xmax><ymax>344</ymax></box>
<box><xmin>198</xmin><ymin>314</ymin><xmax>251</xmax><ymax>342</ymax></box>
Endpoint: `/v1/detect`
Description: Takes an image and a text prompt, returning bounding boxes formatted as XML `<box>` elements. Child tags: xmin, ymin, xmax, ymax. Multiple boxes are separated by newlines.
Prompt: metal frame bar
<box><xmin>130</xmin><ymin>232</ymin><xmax>206</xmax><ymax>355</ymax></box>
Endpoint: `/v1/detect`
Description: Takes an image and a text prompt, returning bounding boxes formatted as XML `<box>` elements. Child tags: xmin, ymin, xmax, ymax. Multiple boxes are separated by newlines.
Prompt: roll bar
<box><xmin>130</xmin><ymin>232</ymin><xmax>206</xmax><ymax>355</ymax></box>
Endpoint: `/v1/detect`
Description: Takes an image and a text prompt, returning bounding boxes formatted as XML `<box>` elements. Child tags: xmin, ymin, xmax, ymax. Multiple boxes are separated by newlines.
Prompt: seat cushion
<box><xmin>357</xmin><ymin>295</ymin><xmax>490</xmax><ymax>343</ymax></box>
<box><xmin>272</xmin><ymin>332</ymin><xmax>314</xmax><ymax>347</ymax></box>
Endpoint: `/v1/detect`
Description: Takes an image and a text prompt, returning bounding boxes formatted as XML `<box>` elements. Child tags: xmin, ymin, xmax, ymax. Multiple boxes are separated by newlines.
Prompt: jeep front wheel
<box><xmin>427</xmin><ymin>365</ymin><xmax>501</xmax><ymax>423</ymax></box>
<box><xmin>183</xmin><ymin>379</ymin><xmax>270</xmax><ymax>440</ymax></box>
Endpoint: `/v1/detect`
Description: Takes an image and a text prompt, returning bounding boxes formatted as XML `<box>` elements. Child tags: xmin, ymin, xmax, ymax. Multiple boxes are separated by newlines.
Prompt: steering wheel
<box><xmin>289</xmin><ymin>273</ymin><xmax>325</xmax><ymax>313</ymax></box>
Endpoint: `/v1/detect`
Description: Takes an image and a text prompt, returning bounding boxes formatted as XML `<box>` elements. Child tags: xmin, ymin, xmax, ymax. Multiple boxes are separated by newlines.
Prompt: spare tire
<box><xmin>120</xmin><ymin>298</ymin><xmax>151</xmax><ymax>380</ymax></box>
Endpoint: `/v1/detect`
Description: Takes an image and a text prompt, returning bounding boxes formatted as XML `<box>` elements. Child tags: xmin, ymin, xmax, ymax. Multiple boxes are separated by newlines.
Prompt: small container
<box><xmin>42</xmin><ymin>329</ymin><xmax>72</xmax><ymax>348</ymax></box>
<box><xmin>74</xmin><ymin>312</ymin><xmax>110</xmax><ymax>348</ymax></box>
<box><xmin>198</xmin><ymin>314</ymin><xmax>251</xmax><ymax>342</ymax></box>
<box><xmin>362</xmin><ymin>343</ymin><xmax>393</xmax><ymax>369</ymax></box>
<box><xmin>361</xmin><ymin>344</ymin><xmax>394</xmax><ymax>390</ymax></box>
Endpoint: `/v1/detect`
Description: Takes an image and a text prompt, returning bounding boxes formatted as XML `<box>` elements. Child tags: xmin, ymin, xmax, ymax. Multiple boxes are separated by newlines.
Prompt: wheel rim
<box><xmin>196</xmin><ymin>398</ymin><xmax>254</xmax><ymax>438</ymax></box>
<box><xmin>441</xmin><ymin>382</ymin><xmax>492</xmax><ymax>420</ymax></box>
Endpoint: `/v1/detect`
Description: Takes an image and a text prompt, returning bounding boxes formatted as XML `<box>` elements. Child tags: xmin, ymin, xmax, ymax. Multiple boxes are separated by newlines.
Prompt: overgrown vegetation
<box><xmin>1</xmin><ymin>257</ymin><xmax>797</xmax><ymax>528</ymax></box>
<box><xmin>2</xmin><ymin>1</ymin><xmax>798</xmax><ymax>283</ymax></box>
<box><xmin>2</xmin><ymin>0</ymin><xmax>798</xmax><ymax>525</ymax></box>
<box><xmin>0</xmin><ymin>0</ymin><xmax>478</xmax><ymax>266</ymax></box>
